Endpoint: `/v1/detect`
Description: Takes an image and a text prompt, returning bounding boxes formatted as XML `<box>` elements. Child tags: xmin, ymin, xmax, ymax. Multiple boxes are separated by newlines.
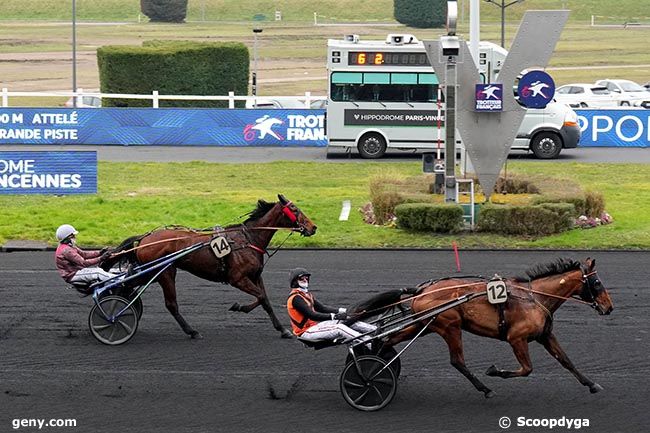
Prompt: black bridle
<box><xmin>577</xmin><ymin>268</ymin><xmax>604</xmax><ymax>310</ymax></box>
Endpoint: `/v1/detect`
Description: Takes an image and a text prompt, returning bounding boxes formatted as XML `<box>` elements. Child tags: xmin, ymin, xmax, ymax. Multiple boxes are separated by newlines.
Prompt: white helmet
<box><xmin>56</xmin><ymin>224</ymin><xmax>78</xmax><ymax>242</ymax></box>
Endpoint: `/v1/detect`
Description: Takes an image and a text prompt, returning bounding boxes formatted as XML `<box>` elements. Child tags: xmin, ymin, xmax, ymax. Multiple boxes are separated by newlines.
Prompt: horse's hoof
<box><xmin>280</xmin><ymin>329</ymin><xmax>294</xmax><ymax>339</ymax></box>
<box><xmin>589</xmin><ymin>383</ymin><xmax>603</xmax><ymax>393</ymax></box>
<box><xmin>484</xmin><ymin>390</ymin><xmax>497</xmax><ymax>399</ymax></box>
<box><xmin>229</xmin><ymin>303</ymin><xmax>240</xmax><ymax>312</ymax></box>
<box><xmin>190</xmin><ymin>331</ymin><xmax>203</xmax><ymax>339</ymax></box>
<box><xmin>485</xmin><ymin>365</ymin><xmax>499</xmax><ymax>376</ymax></box>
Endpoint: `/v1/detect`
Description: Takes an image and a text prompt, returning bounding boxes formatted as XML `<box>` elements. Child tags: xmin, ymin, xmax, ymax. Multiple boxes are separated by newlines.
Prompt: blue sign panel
<box><xmin>517</xmin><ymin>71</ymin><xmax>555</xmax><ymax>109</ymax></box>
<box><xmin>0</xmin><ymin>108</ymin><xmax>327</xmax><ymax>147</ymax></box>
<box><xmin>576</xmin><ymin>109</ymin><xmax>649</xmax><ymax>147</ymax></box>
<box><xmin>0</xmin><ymin>151</ymin><xmax>97</xmax><ymax>194</ymax></box>
<box><xmin>475</xmin><ymin>84</ymin><xmax>503</xmax><ymax>111</ymax></box>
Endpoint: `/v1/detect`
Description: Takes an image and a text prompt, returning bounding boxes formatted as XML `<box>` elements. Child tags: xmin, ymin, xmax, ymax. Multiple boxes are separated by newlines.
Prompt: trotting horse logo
<box><xmin>243</xmin><ymin>115</ymin><xmax>284</xmax><ymax>142</ymax></box>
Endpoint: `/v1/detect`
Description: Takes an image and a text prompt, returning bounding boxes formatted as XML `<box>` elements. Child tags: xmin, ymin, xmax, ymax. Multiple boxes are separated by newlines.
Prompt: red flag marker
<box><xmin>452</xmin><ymin>241</ymin><xmax>461</xmax><ymax>272</ymax></box>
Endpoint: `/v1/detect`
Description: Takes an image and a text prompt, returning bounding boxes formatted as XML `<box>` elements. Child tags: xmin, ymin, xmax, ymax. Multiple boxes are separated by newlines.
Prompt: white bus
<box><xmin>326</xmin><ymin>34</ymin><xmax>580</xmax><ymax>159</ymax></box>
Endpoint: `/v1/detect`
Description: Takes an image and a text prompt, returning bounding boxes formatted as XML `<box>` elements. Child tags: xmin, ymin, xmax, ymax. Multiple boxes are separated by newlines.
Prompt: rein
<box><xmin>109</xmin><ymin>226</ymin><xmax>299</xmax><ymax>257</ymax></box>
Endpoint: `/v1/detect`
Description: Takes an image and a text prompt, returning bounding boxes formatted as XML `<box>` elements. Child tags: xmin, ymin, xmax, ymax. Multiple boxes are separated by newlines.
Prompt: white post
<box><xmin>228</xmin><ymin>91</ymin><xmax>235</xmax><ymax>109</ymax></box>
<box><xmin>2</xmin><ymin>88</ymin><xmax>8</xmax><ymax>107</ymax></box>
<box><xmin>313</xmin><ymin>12</ymin><xmax>317</xmax><ymax>26</ymax></box>
<box><xmin>304</xmin><ymin>91</ymin><xmax>312</xmax><ymax>107</ymax></box>
<box><xmin>76</xmin><ymin>88</ymin><xmax>83</xmax><ymax>107</ymax></box>
<box><xmin>591</xmin><ymin>15</ymin><xmax>595</xmax><ymax>26</ymax></box>
<box><xmin>469</xmin><ymin>0</ymin><xmax>480</xmax><ymax>67</ymax></box>
<box><xmin>152</xmin><ymin>90</ymin><xmax>159</xmax><ymax>108</ymax></box>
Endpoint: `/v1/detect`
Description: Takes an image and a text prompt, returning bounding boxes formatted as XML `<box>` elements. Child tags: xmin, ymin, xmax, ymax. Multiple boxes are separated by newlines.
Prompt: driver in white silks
<box><xmin>286</xmin><ymin>268</ymin><xmax>376</xmax><ymax>345</ymax></box>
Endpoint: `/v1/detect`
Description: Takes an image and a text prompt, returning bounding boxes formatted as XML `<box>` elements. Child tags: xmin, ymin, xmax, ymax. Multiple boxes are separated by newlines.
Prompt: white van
<box><xmin>512</xmin><ymin>101</ymin><xmax>580</xmax><ymax>159</ymax></box>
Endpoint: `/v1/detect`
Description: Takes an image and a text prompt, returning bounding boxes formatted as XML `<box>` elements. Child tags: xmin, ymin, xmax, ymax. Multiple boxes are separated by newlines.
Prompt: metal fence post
<box><xmin>2</xmin><ymin>88</ymin><xmax>8</xmax><ymax>107</ymax></box>
<box><xmin>152</xmin><ymin>90</ymin><xmax>159</xmax><ymax>108</ymax></box>
<box><xmin>228</xmin><ymin>91</ymin><xmax>235</xmax><ymax>109</ymax></box>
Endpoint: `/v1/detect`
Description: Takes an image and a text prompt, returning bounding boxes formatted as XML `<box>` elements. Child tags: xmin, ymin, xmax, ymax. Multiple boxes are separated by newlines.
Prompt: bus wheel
<box><xmin>531</xmin><ymin>132</ymin><xmax>562</xmax><ymax>159</ymax></box>
<box><xmin>358</xmin><ymin>133</ymin><xmax>387</xmax><ymax>159</ymax></box>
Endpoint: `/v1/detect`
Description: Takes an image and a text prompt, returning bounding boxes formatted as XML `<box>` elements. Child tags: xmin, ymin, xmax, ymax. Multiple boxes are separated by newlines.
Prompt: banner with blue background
<box><xmin>0</xmin><ymin>108</ymin><xmax>327</xmax><ymax>147</ymax></box>
<box><xmin>576</xmin><ymin>109</ymin><xmax>649</xmax><ymax>147</ymax></box>
<box><xmin>0</xmin><ymin>151</ymin><xmax>96</xmax><ymax>194</ymax></box>
<box><xmin>0</xmin><ymin>108</ymin><xmax>648</xmax><ymax>148</ymax></box>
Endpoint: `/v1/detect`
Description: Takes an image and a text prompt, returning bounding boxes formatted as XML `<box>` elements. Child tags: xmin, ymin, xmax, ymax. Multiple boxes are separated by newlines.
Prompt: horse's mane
<box><xmin>243</xmin><ymin>199</ymin><xmax>276</xmax><ymax>224</ymax></box>
<box><xmin>514</xmin><ymin>258</ymin><xmax>581</xmax><ymax>282</ymax></box>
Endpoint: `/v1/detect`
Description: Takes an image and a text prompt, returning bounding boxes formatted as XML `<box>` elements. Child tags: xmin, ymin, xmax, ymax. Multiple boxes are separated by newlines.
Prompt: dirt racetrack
<box><xmin>1</xmin><ymin>249</ymin><xmax>648</xmax><ymax>432</ymax></box>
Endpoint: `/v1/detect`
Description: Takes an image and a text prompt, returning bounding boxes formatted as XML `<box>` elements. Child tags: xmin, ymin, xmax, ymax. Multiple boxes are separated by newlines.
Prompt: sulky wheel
<box><xmin>88</xmin><ymin>295</ymin><xmax>139</xmax><ymax>346</ymax></box>
<box><xmin>346</xmin><ymin>346</ymin><xmax>401</xmax><ymax>379</ymax></box>
<box><xmin>340</xmin><ymin>355</ymin><xmax>397</xmax><ymax>411</ymax></box>
<box><xmin>130</xmin><ymin>296</ymin><xmax>144</xmax><ymax>319</ymax></box>
<box><xmin>98</xmin><ymin>287</ymin><xmax>143</xmax><ymax>320</ymax></box>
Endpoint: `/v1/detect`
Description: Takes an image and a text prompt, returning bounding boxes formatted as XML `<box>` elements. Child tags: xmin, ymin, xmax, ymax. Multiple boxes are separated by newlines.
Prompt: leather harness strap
<box><xmin>497</xmin><ymin>302</ymin><xmax>508</xmax><ymax>341</ymax></box>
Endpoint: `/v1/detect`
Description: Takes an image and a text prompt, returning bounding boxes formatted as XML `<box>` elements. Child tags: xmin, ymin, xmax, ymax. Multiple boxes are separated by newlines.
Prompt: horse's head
<box><xmin>578</xmin><ymin>258</ymin><xmax>613</xmax><ymax>315</ymax></box>
<box><xmin>278</xmin><ymin>194</ymin><xmax>317</xmax><ymax>236</ymax></box>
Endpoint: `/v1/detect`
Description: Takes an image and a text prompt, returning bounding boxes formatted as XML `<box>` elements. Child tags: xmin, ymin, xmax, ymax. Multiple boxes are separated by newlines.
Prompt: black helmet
<box><xmin>289</xmin><ymin>267</ymin><xmax>311</xmax><ymax>288</ymax></box>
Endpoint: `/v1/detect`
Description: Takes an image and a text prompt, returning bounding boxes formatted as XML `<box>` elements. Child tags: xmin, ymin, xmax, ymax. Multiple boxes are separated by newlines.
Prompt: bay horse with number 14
<box><xmin>103</xmin><ymin>194</ymin><xmax>316</xmax><ymax>339</ymax></box>
<box><xmin>385</xmin><ymin>258</ymin><xmax>613</xmax><ymax>397</ymax></box>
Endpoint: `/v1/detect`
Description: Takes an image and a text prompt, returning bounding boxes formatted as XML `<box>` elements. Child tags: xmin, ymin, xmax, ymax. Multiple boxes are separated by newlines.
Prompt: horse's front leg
<box><xmin>229</xmin><ymin>276</ymin><xmax>293</xmax><ymax>339</ymax></box>
<box><xmin>538</xmin><ymin>332</ymin><xmax>603</xmax><ymax>393</ymax></box>
<box><xmin>158</xmin><ymin>268</ymin><xmax>202</xmax><ymax>339</ymax></box>
<box><xmin>485</xmin><ymin>337</ymin><xmax>533</xmax><ymax>378</ymax></box>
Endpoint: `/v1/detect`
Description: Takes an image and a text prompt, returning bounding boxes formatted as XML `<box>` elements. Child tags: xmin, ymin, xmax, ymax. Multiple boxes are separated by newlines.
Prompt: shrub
<box><xmin>584</xmin><ymin>191</ymin><xmax>605</xmax><ymax>217</ymax></box>
<box><xmin>140</xmin><ymin>0</ymin><xmax>188</xmax><ymax>23</ymax></box>
<box><xmin>532</xmin><ymin>194</ymin><xmax>586</xmax><ymax>216</ymax></box>
<box><xmin>395</xmin><ymin>203</ymin><xmax>464</xmax><ymax>233</ymax></box>
<box><xmin>494</xmin><ymin>175</ymin><xmax>540</xmax><ymax>194</ymax></box>
<box><xmin>537</xmin><ymin>203</ymin><xmax>577</xmax><ymax>232</ymax></box>
<box><xmin>394</xmin><ymin>0</ymin><xmax>446</xmax><ymax>28</ymax></box>
<box><xmin>97</xmin><ymin>40</ymin><xmax>249</xmax><ymax>108</ymax></box>
<box><xmin>369</xmin><ymin>173</ymin><xmax>439</xmax><ymax>224</ymax></box>
<box><xmin>477</xmin><ymin>204</ymin><xmax>575</xmax><ymax>236</ymax></box>
<box><xmin>371</xmin><ymin>190</ymin><xmax>403</xmax><ymax>225</ymax></box>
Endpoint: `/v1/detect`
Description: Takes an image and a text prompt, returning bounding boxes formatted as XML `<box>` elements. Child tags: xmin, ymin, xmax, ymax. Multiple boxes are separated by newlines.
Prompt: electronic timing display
<box><xmin>348</xmin><ymin>52</ymin><xmax>430</xmax><ymax>66</ymax></box>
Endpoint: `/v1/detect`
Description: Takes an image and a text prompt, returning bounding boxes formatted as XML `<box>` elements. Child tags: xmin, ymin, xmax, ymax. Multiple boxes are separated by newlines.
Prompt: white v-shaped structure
<box><xmin>425</xmin><ymin>10</ymin><xmax>570</xmax><ymax>199</ymax></box>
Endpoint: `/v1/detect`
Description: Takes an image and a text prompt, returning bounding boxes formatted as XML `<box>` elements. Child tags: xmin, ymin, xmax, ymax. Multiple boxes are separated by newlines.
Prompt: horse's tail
<box><xmin>100</xmin><ymin>234</ymin><xmax>145</xmax><ymax>271</ymax></box>
<box><xmin>348</xmin><ymin>288</ymin><xmax>416</xmax><ymax>321</ymax></box>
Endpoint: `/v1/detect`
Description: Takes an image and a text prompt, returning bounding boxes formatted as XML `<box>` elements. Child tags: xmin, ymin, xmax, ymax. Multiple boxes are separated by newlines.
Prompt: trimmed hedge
<box><xmin>531</xmin><ymin>191</ymin><xmax>605</xmax><ymax>218</ymax></box>
<box><xmin>140</xmin><ymin>0</ymin><xmax>188</xmax><ymax>23</ymax></box>
<box><xmin>394</xmin><ymin>0</ymin><xmax>446</xmax><ymax>28</ymax></box>
<box><xmin>477</xmin><ymin>203</ymin><xmax>576</xmax><ymax>236</ymax></box>
<box><xmin>395</xmin><ymin>203</ymin><xmax>464</xmax><ymax>233</ymax></box>
<box><xmin>97</xmin><ymin>40</ymin><xmax>249</xmax><ymax>108</ymax></box>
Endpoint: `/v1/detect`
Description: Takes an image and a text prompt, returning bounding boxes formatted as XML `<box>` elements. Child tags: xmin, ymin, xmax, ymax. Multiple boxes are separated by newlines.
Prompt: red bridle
<box><xmin>282</xmin><ymin>201</ymin><xmax>298</xmax><ymax>223</ymax></box>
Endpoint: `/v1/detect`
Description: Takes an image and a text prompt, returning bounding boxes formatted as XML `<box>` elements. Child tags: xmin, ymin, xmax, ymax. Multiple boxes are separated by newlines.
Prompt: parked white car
<box><xmin>64</xmin><ymin>96</ymin><xmax>101</xmax><ymax>108</ymax></box>
<box><xmin>594</xmin><ymin>79</ymin><xmax>650</xmax><ymax>108</ymax></box>
<box><xmin>554</xmin><ymin>83</ymin><xmax>618</xmax><ymax>108</ymax></box>
<box><xmin>245</xmin><ymin>98</ymin><xmax>326</xmax><ymax>109</ymax></box>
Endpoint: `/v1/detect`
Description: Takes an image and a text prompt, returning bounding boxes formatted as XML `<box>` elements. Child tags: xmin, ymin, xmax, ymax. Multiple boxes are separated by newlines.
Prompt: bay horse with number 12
<box><xmin>385</xmin><ymin>258</ymin><xmax>613</xmax><ymax>397</ymax></box>
<box><xmin>103</xmin><ymin>194</ymin><xmax>316</xmax><ymax>339</ymax></box>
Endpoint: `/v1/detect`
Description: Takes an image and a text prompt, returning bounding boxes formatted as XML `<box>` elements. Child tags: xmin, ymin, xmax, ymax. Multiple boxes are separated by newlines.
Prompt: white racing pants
<box><xmin>300</xmin><ymin>320</ymin><xmax>377</xmax><ymax>344</ymax></box>
<box><xmin>69</xmin><ymin>267</ymin><xmax>119</xmax><ymax>285</ymax></box>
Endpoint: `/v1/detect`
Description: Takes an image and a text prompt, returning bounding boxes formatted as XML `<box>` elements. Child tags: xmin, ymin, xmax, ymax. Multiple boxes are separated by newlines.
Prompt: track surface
<box><xmin>1</xmin><ymin>250</ymin><xmax>648</xmax><ymax>432</ymax></box>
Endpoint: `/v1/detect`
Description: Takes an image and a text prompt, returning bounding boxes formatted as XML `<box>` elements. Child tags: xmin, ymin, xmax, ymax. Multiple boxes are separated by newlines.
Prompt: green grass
<box><xmin>1</xmin><ymin>161</ymin><xmax>648</xmax><ymax>249</ymax></box>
